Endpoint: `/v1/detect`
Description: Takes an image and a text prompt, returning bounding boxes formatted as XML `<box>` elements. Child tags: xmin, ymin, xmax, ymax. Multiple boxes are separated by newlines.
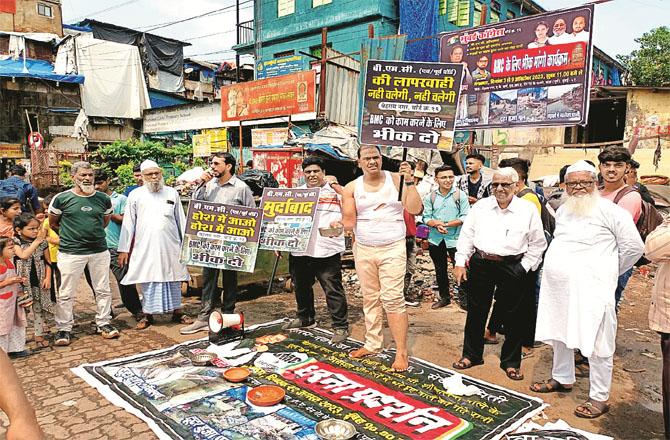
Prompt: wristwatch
<box><xmin>404</xmin><ymin>181</ymin><xmax>415</xmax><ymax>186</ymax></box>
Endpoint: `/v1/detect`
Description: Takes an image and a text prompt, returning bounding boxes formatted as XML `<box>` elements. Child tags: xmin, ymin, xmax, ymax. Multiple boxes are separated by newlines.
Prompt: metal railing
<box><xmin>239</xmin><ymin>20</ymin><xmax>254</xmax><ymax>45</ymax></box>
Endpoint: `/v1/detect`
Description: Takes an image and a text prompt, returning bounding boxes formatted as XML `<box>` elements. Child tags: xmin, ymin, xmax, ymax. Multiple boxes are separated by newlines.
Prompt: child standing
<box><xmin>0</xmin><ymin>197</ymin><xmax>22</xmax><ymax>238</ymax></box>
<box><xmin>0</xmin><ymin>237</ymin><xmax>29</xmax><ymax>356</ymax></box>
<box><xmin>41</xmin><ymin>195</ymin><xmax>60</xmax><ymax>297</ymax></box>
<box><xmin>13</xmin><ymin>214</ymin><xmax>51</xmax><ymax>348</ymax></box>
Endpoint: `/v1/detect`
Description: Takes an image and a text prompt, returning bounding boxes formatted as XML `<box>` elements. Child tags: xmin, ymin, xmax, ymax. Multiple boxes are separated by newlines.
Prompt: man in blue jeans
<box><xmin>180</xmin><ymin>152</ymin><xmax>256</xmax><ymax>335</ymax></box>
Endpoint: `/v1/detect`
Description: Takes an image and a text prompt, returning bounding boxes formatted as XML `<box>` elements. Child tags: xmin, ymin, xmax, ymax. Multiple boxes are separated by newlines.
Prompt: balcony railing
<box><xmin>238</xmin><ymin>20</ymin><xmax>254</xmax><ymax>45</ymax></box>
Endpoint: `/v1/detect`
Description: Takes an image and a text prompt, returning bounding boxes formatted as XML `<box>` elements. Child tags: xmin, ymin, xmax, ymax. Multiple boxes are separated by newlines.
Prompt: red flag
<box><xmin>0</xmin><ymin>0</ymin><xmax>16</xmax><ymax>14</ymax></box>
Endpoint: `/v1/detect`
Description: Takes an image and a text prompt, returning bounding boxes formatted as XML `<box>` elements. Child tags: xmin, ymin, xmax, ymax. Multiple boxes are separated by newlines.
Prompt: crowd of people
<box><xmin>0</xmin><ymin>145</ymin><xmax>668</xmax><ymax>437</ymax></box>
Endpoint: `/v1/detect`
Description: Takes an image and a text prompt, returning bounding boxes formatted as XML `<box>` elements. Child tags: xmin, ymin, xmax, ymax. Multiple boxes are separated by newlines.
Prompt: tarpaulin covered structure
<box><xmin>0</xmin><ymin>58</ymin><xmax>84</xmax><ymax>83</ymax></box>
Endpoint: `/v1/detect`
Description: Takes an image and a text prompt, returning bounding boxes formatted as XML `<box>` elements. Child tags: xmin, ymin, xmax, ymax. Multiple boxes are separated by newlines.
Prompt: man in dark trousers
<box><xmin>283</xmin><ymin>157</ymin><xmax>349</xmax><ymax>344</ymax></box>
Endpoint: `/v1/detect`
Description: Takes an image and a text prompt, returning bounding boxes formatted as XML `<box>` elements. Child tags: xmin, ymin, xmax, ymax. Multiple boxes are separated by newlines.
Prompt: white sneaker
<box><xmin>180</xmin><ymin>320</ymin><xmax>208</xmax><ymax>335</ymax></box>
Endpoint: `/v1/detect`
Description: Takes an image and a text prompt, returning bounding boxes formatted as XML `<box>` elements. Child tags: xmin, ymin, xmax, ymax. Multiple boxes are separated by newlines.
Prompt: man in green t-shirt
<box><xmin>48</xmin><ymin>161</ymin><xmax>119</xmax><ymax>346</ymax></box>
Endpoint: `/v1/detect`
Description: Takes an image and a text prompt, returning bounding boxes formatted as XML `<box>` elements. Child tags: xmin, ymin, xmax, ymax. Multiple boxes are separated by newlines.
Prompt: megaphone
<box><xmin>208</xmin><ymin>311</ymin><xmax>245</xmax><ymax>344</ymax></box>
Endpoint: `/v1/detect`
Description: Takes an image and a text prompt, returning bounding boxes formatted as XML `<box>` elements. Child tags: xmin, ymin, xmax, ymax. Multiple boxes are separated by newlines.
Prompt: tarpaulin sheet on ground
<box><xmin>439</xmin><ymin>4</ymin><xmax>594</xmax><ymax>130</ymax></box>
<box><xmin>73</xmin><ymin>321</ymin><xmax>546</xmax><ymax>440</ymax></box>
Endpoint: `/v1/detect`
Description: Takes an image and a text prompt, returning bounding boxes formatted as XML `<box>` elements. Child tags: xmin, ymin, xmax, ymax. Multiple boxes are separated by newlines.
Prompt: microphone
<box><xmin>194</xmin><ymin>167</ymin><xmax>214</xmax><ymax>192</ymax></box>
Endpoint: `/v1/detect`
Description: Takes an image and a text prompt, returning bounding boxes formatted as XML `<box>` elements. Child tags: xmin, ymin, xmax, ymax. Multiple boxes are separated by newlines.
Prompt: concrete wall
<box><xmin>624</xmin><ymin>89</ymin><xmax>670</xmax><ymax>150</ymax></box>
<box><xmin>1</xmin><ymin>0</ymin><xmax>63</xmax><ymax>36</ymax></box>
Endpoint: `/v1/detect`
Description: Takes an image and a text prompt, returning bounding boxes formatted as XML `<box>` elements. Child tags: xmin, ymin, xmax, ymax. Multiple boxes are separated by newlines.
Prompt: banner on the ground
<box><xmin>360</xmin><ymin>60</ymin><xmax>464</xmax><ymax>151</ymax></box>
<box><xmin>258</xmin><ymin>187</ymin><xmax>320</xmax><ymax>253</ymax></box>
<box><xmin>73</xmin><ymin>321</ymin><xmax>545</xmax><ymax>440</ymax></box>
<box><xmin>180</xmin><ymin>200</ymin><xmax>262</xmax><ymax>273</ymax></box>
<box><xmin>439</xmin><ymin>4</ymin><xmax>594</xmax><ymax>129</ymax></box>
<box><xmin>221</xmin><ymin>70</ymin><xmax>316</xmax><ymax>122</ymax></box>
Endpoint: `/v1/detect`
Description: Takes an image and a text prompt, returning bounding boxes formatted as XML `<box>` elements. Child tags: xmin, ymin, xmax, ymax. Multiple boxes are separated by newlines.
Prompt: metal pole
<box><xmin>238</xmin><ymin>122</ymin><xmax>243</xmax><ymax>173</ymax></box>
<box><xmin>235</xmin><ymin>0</ymin><xmax>240</xmax><ymax>83</ymax></box>
<box><xmin>318</xmin><ymin>27</ymin><xmax>328</xmax><ymax>114</ymax></box>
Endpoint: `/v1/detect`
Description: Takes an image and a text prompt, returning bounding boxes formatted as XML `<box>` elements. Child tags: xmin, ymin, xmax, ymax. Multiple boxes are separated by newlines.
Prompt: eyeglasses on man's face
<box><xmin>492</xmin><ymin>182</ymin><xmax>514</xmax><ymax>189</ymax></box>
<box><xmin>565</xmin><ymin>180</ymin><xmax>595</xmax><ymax>189</ymax></box>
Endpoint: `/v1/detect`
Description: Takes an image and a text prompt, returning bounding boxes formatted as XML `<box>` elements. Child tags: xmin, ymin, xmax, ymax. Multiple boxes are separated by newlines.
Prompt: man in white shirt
<box><xmin>453</xmin><ymin>168</ymin><xmax>547</xmax><ymax>381</ymax></box>
<box><xmin>571</xmin><ymin>15</ymin><xmax>590</xmax><ymax>42</ymax></box>
<box><xmin>549</xmin><ymin>18</ymin><xmax>574</xmax><ymax>45</ymax></box>
<box><xmin>282</xmin><ymin>157</ymin><xmax>349</xmax><ymax>344</ymax></box>
<box><xmin>531</xmin><ymin>161</ymin><xmax>643</xmax><ymax>419</ymax></box>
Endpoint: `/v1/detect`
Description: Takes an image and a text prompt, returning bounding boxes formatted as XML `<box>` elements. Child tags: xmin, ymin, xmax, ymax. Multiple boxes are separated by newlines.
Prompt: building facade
<box><xmin>0</xmin><ymin>0</ymin><xmax>63</xmax><ymax>36</ymax></box>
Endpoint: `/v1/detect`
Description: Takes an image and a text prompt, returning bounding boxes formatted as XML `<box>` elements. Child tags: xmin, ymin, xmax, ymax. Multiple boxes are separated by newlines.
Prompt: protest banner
<box><xmin>360</xmin><ymin>60</ymin><xmax>464</xmax><ymax>151</ymax></box>
<box><xmin>258</xmin><ymin>187</ymin><xmax>320</xmax><ymax>252</ymax></box>
<box><xmin>74</xmin><ymin>321</ymin><xmax>546</xmax><ymax>440</ymax></box>
<box><xmin>221</xmin><ymin>70</ymin><xmax>316</xmax><ymax>122</ymax></box>
<box><xmin>180</xmin><ymin>200</ymin><xmax>262</xmax><ymax>273</ymax></box>
<box><xmin>439</xmin><ymin>4</ymin><xmax>594</xmax><ymax>129</ymax></box>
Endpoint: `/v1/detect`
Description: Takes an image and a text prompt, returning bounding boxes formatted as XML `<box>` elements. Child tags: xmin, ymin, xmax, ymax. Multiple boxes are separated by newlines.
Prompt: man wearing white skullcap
<box><xmin>531</xmin><ymin>160</ymin><xmax>643</xmax><ymax>418</ymax></box>
<box><xmin>118</xmin><ymin>160</ymin><xmax>193</xmax><ymax>329</ymax></box>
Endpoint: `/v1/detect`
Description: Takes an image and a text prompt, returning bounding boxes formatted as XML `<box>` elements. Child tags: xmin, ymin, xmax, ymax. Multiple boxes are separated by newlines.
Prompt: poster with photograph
<box><xmin>180</xmin><ymin>200</ymin><xmax>263</xmax><ymax>273</ymax></box>
<box><xmin>360</xmin><ymin>60</ymin><xmax>464</xmax><ymax>151</ymax></box>
<box><xmin>258</xmin><ymin>188</ymin><xmax>320</xmax><ymax>253</ymax></box>
<box><xmin>439</xmin><ymin>4</ymin><xmax>594</xmax><ymax>129</ymax></box>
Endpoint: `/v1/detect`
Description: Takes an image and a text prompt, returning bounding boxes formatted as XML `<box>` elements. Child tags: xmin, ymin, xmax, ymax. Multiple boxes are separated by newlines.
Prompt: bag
<box><xmin>0</xmin><ymin>179</ymin><xmax>27</xmax><ymax>208</ymax></box>
<box><xmin>237</xmin><ymin>169</ymin><xmax>279</xmax><ymax>198</ymax></box>
<box><xmin>613</xmin><ymin>185</ymin><xmax>663</xmax><ymax>242</ymax></box>
<box><xmin>517</xmin><ymin>188</ymin><xmax>556</xmax><ymax>240</ymax></box>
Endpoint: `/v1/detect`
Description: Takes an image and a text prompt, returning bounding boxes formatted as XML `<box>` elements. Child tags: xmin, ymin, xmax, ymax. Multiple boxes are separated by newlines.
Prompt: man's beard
<box><xmin>146</xmin><ymin>177</ymin><xmax>164</xmax><ymax>193</ymax></box>
<box><xmin>563</xmin><ymin>191</ymin><xmax>600</xmax><ymax>217</ymax></box>
<box><xmin>76</xmin><ymin>179</ymin><xmax>94</xmax><ymax>194</ymax></box>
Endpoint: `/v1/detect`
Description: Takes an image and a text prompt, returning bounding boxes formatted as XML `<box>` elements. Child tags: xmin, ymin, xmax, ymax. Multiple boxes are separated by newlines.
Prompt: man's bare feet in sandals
<box><xmin>575</xmin><ymin>399</ymin><xmax>609</xmax><ymax>418</ymax></box>
<box><xmin>530</xmin><ymin>378</ymin><xmax>573</xmax><ymax>393</ymax></box>
<box><xmin>34</xmin><ymin>336</ymin><xmax>50</xmax><ymax>349</ymax></box>
<box><xmin>349</xmin><ymin>347</ymin><xmax>377</xmax><ymax>359</ymax></box>
<box><xmin>391</xmin><ymin>353</ymin><xmax>409</xmax><ymax>372</ymax></box>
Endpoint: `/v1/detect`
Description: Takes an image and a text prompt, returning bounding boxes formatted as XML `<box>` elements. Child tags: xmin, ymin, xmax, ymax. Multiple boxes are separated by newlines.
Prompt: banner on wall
<box><xmin>439</xmin><ymin>4</ymin><xmax>594</xmax><ymax>129</ymax></box>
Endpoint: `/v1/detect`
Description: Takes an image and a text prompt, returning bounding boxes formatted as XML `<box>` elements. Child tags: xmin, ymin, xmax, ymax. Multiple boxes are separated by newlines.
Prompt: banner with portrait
<box><xmin>180</xmin><ymin>200</ymin><xmax>263</xmax><ymax>273</ymax></box>
<box><xmin>258</xmin><ymin>188</ymin><xmax>320</xmax><ymax>253</ymax></box>
<box><xmin>439</xmin><ymin>5</ymin><xmax>594</xmax><ymax>129</ymax></box>
<box><xmin>221</xmin><ymin>70</ymin><xmax>316</xmax><ymax>122</ymax></box>
<box><xmin>360</xmin><ymin>60</ymin><xmax>464</xmax><ymax>151</ymax></box>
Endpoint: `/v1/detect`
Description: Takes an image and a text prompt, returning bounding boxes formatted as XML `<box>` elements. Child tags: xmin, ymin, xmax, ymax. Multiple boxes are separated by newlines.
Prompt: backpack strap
<box><xmin>517</xmin><ymin>188</ymin><xmax>533</xmax><ymax>198</ymax></box>
<box><xmin>612</xmin><ymin>186</ymin><xmax>637</xmax><ymax>205</ymax></box>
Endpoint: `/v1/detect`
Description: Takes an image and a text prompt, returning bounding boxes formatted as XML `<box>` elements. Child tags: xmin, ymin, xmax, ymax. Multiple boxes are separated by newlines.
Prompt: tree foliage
<box><xmin>91</xmin><ymin>139</ymin><xmax>193</xmax><ymax>172</ymax></box>
<box><xmin>617</xmin><ymin>26</ymin><xmax>670</xmax><ymax>87</ymax></box>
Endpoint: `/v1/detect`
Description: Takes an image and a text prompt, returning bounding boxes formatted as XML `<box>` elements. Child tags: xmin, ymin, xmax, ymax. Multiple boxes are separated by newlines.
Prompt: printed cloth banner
<box><xmin>73</xmin><ymin>321</ymin><xmax>546</xmax><ymax>440</ymax></box>
<box><xmin>439</xmin><ymin>5</ymin><xmax>594</xmax><ymax>129</ymax></box>
<box><xmin>256</xmin><ymin>55</ymin><xmax>305</xmax><ymax>80</ymax></box>
<box><xmin>259</xmin><ymin>188</ymin><xmax>320</xmax><ymax>252</ymax></box>
<box><xmin>360</xmin><ymin>60</ymin><xmax>464</xmax><ymax>151</ymax></box>
<box><xmin>180</xmin><ymin>200</ymin><xmax>262</xmax><ymax>273</ymax></box>
<box><xmin>221</xmin><ymin>70</ymin><xmax>316</xmax><ymax>122</ymax></box>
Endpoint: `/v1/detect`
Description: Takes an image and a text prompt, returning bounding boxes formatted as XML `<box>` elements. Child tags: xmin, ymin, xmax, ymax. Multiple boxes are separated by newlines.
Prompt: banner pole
<box><xmin>397</xmin><ymin>147</ymin><xmax>408</xmax><ymax>202</ymax></box>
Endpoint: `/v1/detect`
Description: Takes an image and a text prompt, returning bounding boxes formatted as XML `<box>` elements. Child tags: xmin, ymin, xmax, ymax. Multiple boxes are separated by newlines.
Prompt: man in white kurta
<box><xmin>532</xmin><ymin>160</ymin><xmax>643</xmax><ymax>418</ymax></box>
<box><xmin>118</xmin><ymin>160</ymin><xmax>191</xmax><ymax>328</ymax></box>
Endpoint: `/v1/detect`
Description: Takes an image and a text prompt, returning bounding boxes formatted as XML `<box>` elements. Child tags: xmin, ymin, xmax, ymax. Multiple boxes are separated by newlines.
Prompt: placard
<box><xmin>259</xmin><ymin>188</ymin><xmax>320</xmax><ymax>252</ymax></box>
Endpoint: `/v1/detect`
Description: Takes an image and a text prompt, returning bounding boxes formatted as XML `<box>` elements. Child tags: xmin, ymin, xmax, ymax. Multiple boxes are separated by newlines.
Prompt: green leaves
<box><xmin>617</xmin><ymin>26</ymin><xmax>670</xmax><ymax>87</ymax></box>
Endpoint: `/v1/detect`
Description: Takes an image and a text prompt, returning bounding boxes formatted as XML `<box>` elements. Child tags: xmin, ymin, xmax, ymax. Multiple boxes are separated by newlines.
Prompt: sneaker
<box><xmin>281</xmin><ymin>318</ymin><xmax>317</xmax><ymax>330</ymax></box>
<box><xmin>431</xmin><ymin>299</ymin><xmax>451</xmax><ymax>309</ymax></box>
<box><xmin>405</xmin><ymin>297</ymin><xmax>420</xmax><ymax>307</ymax></box>
<box><xmin>180</xmin><ymin>320</ymin><xmax>209</xmax><ymax>335</ymax></box>
<box><xmin>54</xmin><ymin>331</ymin><xmax>71</xmax><ymax>346</ymax></box>
<box><xmin>330</xmin><ymin>328</ymin><xmax>349</xmax><ymax>344</ymax></box>
<box><xmin>97</xmin><ymin>324</ymin><xmax>120</xmax><ymax>339</ymax></box>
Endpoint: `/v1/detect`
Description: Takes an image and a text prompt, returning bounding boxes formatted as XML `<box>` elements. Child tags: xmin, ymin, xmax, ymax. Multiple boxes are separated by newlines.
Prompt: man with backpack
<box><xmin>598</xmin><ymin>146</ymin><xmax>662</xmax><ymax>306</ymax></box>
<box><xmin>422</xmin><ymin>165</ymin><xmax>470</xmax><ymax>309</ymax></box>
<box><xmin>0</xmin><ymin>165</ymin><xmax>41</xmax><ymax>215</ymax></box>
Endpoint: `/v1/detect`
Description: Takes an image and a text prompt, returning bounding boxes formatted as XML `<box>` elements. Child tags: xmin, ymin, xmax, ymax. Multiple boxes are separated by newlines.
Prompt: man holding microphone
<box><xmin>180</xmin><ymin>152</ymin><xmax>256</xmax><ymax>335</ymax></box>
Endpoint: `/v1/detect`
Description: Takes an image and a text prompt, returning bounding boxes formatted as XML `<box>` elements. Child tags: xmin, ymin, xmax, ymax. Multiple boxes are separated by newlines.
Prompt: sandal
<box><xmin>172</xmin><ymin>313</ymin><xmax>194</xmax><ymax>324</ymax></box>
<box><xmin>452</xmin><ymin>357</ymin><xmax>484</xmax><ymax>370</ymax></box>
<box><xmin>575</xmin><ymin>399</ymin><xmax>609</xmax><ymax>419</ymax></box>
<box><xmin>505</xmin><ymin>367</ymin><xmax>524</xmax><ymax>381</ymax></box>
<box><xmin>530</xmin><ymin>378</ymin><xmax>573</xmax><ymax>393</ymax></box>
<box><xmin>136</xmin><ymin>317</ymin><xmax>152</xmax><ymax>330</ymax></box>
<box><xmin>34</xmin><ymin>336</ymin><xmax>50</xmax><ymax>349</ymax></box>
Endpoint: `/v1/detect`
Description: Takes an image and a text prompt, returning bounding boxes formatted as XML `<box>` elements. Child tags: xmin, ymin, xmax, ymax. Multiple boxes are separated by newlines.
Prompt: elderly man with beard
<box><xmin>49</xmin><ymin>162</ymin><xmax>118</xmax><ymax>346</ymax></box>
<box><xmin>453</xmin><ymin>167</ymin><xmax>546</xmax><ymax>381</ymax></box>
<box><xmin>531</xmin><ymin>160</ymin><xmax>643</xmax><ymax>419</ymax></box>
<box><xmin>118</xmin><ymin>160</ymin><xmax>192</xmax><ymax>329</ymax></box>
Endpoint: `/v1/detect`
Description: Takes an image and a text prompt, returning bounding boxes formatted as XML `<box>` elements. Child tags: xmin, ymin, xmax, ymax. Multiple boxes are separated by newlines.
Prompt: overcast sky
<box><xmin>60</xmin><ymin>0</ymin><xmax>669</xmax><ymax>62</ymax></box>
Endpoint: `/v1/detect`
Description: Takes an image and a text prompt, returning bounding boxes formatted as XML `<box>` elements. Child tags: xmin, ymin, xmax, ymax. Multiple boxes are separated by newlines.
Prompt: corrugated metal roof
<box><xmin>323</xmin><ymin>48</ymin><xmax>361</xmax><ymax>127</ymax></box>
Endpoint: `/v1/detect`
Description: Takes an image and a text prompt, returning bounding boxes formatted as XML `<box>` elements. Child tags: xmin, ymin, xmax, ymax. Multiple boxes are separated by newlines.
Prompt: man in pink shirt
<box><xmin>598</xmin><ymin>146</ymin><xmax>642</xmax><ymax>305</ymax></box>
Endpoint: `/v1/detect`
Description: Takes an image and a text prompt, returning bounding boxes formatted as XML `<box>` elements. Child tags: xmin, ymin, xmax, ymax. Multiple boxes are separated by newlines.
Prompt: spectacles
<box><xmin>565</xmin><ymin>180</ymin><xmax>595</xmax><ymax>188</ymax></box>
<box><xmin>492</xmin><ymin>182</ymin><xmax>514</xmax><ymax>189</ymax></box>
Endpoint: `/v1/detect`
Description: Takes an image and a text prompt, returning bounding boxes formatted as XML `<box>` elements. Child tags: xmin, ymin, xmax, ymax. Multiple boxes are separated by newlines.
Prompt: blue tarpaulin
<box><xmin>303</xmin><ymin>143</ymin><xmax>353</xmax><ymax>161</ymax></box>
<box><xmin>400</xmin><ymin>0</ymin><xmax>438</xmax><ymax>62</ymax></box>
<box><xmin>0</xmin><ymin>58</ymin><xmax>85</xmax><ymax>84</ymax></box>
<box><xmin>148</xmin><ymin>90</ymin><xmax>189</xmax><ymax>109</ymax></box>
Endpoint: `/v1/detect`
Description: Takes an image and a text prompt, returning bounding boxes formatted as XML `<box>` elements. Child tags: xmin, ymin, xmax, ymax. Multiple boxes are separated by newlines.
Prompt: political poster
<box><xmin>360</xmin><ymin>60</ymin><xmax>464</xmax><ymax>151</ymax></box>
<box><xmin>439</xmin><ymin>4</ymin><xmax>594</xmax><ymax>129</ymax></box>
<box><xmin>74</xmin><ymin>321</ymin><xmax>546</xmax><ymax>440</ymax></box>
<box><xmin>221</xmin><ymin>70</ymin><xmax>316</xmax><ymax>122</ymax></box>
<box><xmin>256</xmin><ymin>55</ymin><xmax>305</xmax><ymax>79</ymax></box>
<box><xmin>251</xmin><ymin>128</ymin><xmax>289</xmax><ymax>148</ymax></box>
<box><xmin>180</xmin><ymin>200</ymin><xmax>262</xmax><ymax>273</ymax></box>
<box><xmin>258</xmin><ymin>188</ymin><xmax>320</xmax><ymax>253</ymax></box>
